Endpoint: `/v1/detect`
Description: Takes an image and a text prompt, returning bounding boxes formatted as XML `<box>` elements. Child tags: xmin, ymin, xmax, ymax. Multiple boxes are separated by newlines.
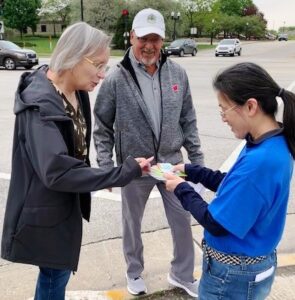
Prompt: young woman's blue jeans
<box><xmin>199</xmin><ymin>251</ymin><xmax>277</xmax><ymax>300</ymax></box>
<box><xmin>34</xmin><ymin>267</ymin><xmax>71</xmax><ymax>300</ymax></box>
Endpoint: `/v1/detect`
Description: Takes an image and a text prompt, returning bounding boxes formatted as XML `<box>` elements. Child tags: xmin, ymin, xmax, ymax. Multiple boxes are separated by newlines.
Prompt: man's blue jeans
<box><xmin>34</xmin><ymin>267</ymin><xmax>71</xmax><ymax>300</ymax></box>
<box><xmin>199</xmin><ymin>251</ymin><xmax>277</xmax><ymax>300</ymax></box>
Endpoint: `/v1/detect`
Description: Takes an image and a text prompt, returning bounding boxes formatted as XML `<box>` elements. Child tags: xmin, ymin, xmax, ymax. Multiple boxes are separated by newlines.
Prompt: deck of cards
<box><xmin>149</xmin><ymin>163</ymin><xmax>186</xmax><ymax>181</ymax></box>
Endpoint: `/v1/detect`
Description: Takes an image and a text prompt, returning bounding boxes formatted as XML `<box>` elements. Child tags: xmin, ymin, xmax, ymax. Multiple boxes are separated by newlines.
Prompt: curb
<box><xmin>65</xmin><ymin>254</ymin><xmax>295</xmax><ymax>300</ymax></box>
<box><xmin>28</xmin><ymin>289</ymin><xmax>129</xmax><ymax>300</ymax></box>
<box><xmin>277</xmin><ymin>253</ymin><xmax>295</xmax><ymax>268</ymax></box>
<box><xmin>26</xmin><ymin>254</ymin><xmax>295</xmax><ymax>300</ymax></box>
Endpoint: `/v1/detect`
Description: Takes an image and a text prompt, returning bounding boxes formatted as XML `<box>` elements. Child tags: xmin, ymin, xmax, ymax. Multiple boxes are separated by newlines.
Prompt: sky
<box><xmin>253</xmin><ymin>0</ymin><xmax>295</xmax><ymax>30</ymax></box>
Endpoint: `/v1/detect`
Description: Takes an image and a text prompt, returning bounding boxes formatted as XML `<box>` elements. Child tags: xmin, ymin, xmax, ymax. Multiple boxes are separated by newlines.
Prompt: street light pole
<box><xmin>210</xmin><ymin>19</ymin><xmax>215</xmax><ymax>45</ymax></box>
<box><xmin>171</xmin><ymin>11</ymin><xmax>180</xmax><ymax>41</ymax></box>
<box><xmin>122</xmin><ymin>9</ymin><xmax>129</xmax><ymax>50</ymax></box>
<box><xmin>246</xmin><ymin>22</ymin><xmax>249</xmax><ymax>40</ymax></box>
<box><xmin>80</xmin><ymin>0</ymin><xmax>84</xmax><ymax>21</ymax></box>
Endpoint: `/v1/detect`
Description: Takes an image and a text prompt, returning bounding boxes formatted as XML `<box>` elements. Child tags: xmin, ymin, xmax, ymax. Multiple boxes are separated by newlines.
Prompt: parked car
<box><xmin>278</xmin><ymin>33</ymin><xmax>288</xmax><ymax>41</ymax></box>
<box><xmin>215</xmin><ymin>38</ymin><xmax>242</xmax><ymax>57</ymax></box>
<box><xmin>265</xmin><ymin>32</ymin><xmax>276</xmax><ymax>40</ymax></box>
<box><xmin>164</xmin><ymin>38</ymin><xmax>197</xmax><ymax>57</ymax></box>
<box><xmin>0</xmin><ymin>40</ymin><xmax>39</xmax><ymax>70</ymax></box>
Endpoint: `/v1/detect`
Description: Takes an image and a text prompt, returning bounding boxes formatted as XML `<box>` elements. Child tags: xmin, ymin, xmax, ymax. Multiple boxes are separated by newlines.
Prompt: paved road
<box><xmin>0</xmin><ymin>41</ymin><xmax>295</xmax><ymax>295</ymax></box>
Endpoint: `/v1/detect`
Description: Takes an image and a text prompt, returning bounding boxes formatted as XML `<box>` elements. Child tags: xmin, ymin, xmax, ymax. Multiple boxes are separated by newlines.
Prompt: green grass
<box><xmin>9</xmin><ymin>36</ymin><xmax>215</xmax><ymax>57</ymax></box>
<box><xmin>11</xmin><ymin>36</ymin><xmax>58</xmax><ymax>56</ymax></box>
<box><xmin>110</xmin><ymin>49</ymin><xmax>125</xmax><ymax>56</ymax></box>
<box><xmin>198</xmin><ymin>44</ymin><xmax>216</xmax><ymax>50</ymax></box>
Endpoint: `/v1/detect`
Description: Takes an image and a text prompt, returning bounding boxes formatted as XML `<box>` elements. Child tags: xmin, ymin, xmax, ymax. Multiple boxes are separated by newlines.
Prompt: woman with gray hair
<box><xmin>1</xmin><ymin>22</ymin><xmax>152</xmax><ymax>300</ymax></box>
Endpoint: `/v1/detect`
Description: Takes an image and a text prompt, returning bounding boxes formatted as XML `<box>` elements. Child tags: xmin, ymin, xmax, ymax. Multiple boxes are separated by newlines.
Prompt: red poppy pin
<box><xmin>172</xmin><ymin>84</ymin><xmax>179</xmax><ymax>92</ymax></box>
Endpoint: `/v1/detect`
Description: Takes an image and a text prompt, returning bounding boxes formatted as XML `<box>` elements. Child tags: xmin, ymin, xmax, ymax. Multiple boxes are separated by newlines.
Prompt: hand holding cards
<box><xmin>149</xmin><ymin>163</ymin><xmax>186</xmax><ymax>181</ymax></box>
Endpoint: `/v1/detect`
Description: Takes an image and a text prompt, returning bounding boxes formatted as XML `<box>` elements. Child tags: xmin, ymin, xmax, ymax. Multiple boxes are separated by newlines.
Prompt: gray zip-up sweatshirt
<box><xmin>93</xmin><ymin>50</ymin><xmax>204</xmax><ymax>168</ymax></box>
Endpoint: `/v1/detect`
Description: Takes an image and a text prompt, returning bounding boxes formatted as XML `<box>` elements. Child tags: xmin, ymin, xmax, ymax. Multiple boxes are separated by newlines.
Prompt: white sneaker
<box><xmin>126</xmin><ymin>274</ymin><xmax>147</xmax><ymax>295</ymax></box>
<box><xmin>167</xmin><ymin>273</ymin><xmax>198</xmax><ymax>298</ymax></box>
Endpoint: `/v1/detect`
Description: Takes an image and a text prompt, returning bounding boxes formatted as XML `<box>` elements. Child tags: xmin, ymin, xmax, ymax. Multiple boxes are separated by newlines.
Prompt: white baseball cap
<box><xmin>132</xmin><ymin>8</ymin><xmax>165</xmax><ymax>39</ymax></box>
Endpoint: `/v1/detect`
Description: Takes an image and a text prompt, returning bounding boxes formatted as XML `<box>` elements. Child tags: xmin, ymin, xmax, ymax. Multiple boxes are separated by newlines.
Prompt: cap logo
<box><xmin>147</xmin><ymin>14</ymin><xmax>157</xmax><ymax>24</ymax></box>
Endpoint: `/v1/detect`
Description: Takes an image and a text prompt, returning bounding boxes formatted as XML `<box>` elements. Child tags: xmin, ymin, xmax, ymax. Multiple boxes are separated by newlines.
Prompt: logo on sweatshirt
<box><xmin>172</xmin><ymin>84</ymin><xmax>179</xmax><ymax>92</ymax></box>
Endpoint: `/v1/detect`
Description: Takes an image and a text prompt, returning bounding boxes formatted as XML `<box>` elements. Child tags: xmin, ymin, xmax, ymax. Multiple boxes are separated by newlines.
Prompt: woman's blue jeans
<box><xmin>34</xmin><ymin>267</ymin><xmax>71</xmax><ymax>300</ymax></box>
<box><xmin>199</xmin><ymin>251</ymin><xmax>277</xmax><ymax>300</ymax></box>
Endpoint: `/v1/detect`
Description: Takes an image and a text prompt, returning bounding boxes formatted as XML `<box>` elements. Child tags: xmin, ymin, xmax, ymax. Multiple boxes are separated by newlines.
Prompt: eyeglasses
<box><xmin>84</xmin><ymin>57</ymin><xmax>109</xmax><ymax>73</ymax></box>
<box><xmin>137</xmin><ymin>36</ymin><xmax>163</xmax><ymax>44</ymax></box>
<box><xmin>219</xmin><ymin>105</ymin><xmax>238</xmax><ymax>118</ymax></box>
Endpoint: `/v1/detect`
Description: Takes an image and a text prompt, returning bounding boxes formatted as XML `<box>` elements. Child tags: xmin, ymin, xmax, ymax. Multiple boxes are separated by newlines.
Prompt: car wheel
<box><xmin>24</xmin><ymin>66</ymin><xmax>33</xmax><ymax>70</ymax></box>
<box><xmin>215</xmin><ymin>54</ymin><xmax>218</xmax><ymax>57</ymax></box>
<box><xmin>230</xmin><ymin>52</ymin><xmax>234</xmax><ymax>57</ymax></box>
<box><xmin>4</xmin><ymin>57</ymin><xmax>16</xmax><ymax>70</ymax></box>
<box><xmin>238</xmin><ymin>49</ymin><xmax>242</xmax><ymax>56</ymax></box>
<box><xmin>192</xmin><ymin>49</ymin><xmax>197</xmax><ymax>56</ymax></box>
<box><xmin>179</xmin><ymin>50</ymin><xmax>184</xmax><ymax>57</ymax></box>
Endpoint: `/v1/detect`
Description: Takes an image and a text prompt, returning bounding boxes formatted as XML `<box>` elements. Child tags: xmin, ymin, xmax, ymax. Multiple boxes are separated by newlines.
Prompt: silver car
<box><xmin>278</xmin><ymin>34</ymin><xmax>288</xmax><ymax>41</ymax></box>
<box><xmin>215</xmin><ymin>39</ymin><xmax>242</xmax><ymax>57</ymax></box>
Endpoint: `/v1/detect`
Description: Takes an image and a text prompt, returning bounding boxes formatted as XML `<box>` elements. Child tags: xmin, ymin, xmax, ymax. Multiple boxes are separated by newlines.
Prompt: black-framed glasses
<box><xmin>84</xmin><ymin>57</ymin><xmax>109</xmax><ymax>73</ymax></box>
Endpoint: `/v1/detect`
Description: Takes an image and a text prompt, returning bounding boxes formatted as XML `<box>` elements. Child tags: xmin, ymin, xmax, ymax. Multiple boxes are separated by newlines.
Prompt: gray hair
<box><xmin>49</xmin><ymin>22</ymin><xmax>111</xmax><ymax>73</ymax></box>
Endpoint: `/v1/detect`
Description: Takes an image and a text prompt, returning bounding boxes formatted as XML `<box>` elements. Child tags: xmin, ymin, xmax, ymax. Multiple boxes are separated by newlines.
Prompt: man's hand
<box><xmin>135</xmin><ymin>156</ymin><xmax>154</xmax><ymax>175</ymax></box>
<box><xmin>164</xmin><ymin>173</ymin><xmax>185</xmax><ymax>192</ymax></box>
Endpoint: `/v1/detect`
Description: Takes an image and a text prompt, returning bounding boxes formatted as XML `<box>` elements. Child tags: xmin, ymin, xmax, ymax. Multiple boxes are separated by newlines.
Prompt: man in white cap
<box><xmin>93</xmin><ymin>8</ymin><xmax>203</xmax><ymax>297</ymax></box>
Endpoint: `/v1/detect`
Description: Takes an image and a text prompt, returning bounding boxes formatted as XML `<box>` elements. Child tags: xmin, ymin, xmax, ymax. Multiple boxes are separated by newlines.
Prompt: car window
<box><xmin>0</xmin><ymin>41</ymin><xmax>22</xmax><ymax>50</ymax></box>
<box><xmin>219</xmin><ymin>39</ymin><xmax>235</xmax><ymax>45</ymax></box>
<box><xmin>170</xmin><ymin>39</ymin><xmax>185</xmax><ymax>47</ymax></box>
<box><xmin>279</xmin><ymin>34</ymin><xmax>288</xmax><ymax>38</ymax></box>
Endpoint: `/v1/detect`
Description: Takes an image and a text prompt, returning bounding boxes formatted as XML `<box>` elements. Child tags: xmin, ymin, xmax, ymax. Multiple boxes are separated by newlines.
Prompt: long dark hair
<box><xmin>213</xmin><ymin>62</ymin><xmax>295</xmax><ymax>159</ymax></box>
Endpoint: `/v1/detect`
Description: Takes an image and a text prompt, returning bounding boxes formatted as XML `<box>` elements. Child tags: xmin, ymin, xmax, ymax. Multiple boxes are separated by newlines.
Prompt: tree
<box><xmin>185</xmin><ymin>0</ymin><xmax>215</xmax><ymax>37</ymax></box>
<box><xmin>242</xmin><ymin>4</ymin><xmax>257</xmax><ymax>16</ymax></box>
<box><xmin>243</xmin><ymin>15</ymin><xmax>266</xmax><ymax>39</ymax></box>
<box><xmin>70</xmin><ymin>0</ymin><xmax>191</xmax><ymax>41</ymax></box>
<box><xmin>182</xmin><ymin>0</ymin><xmax>214</xmax><ymax>34</ymax></box>
<box><xmin>3</xmin><ymin>0</ymin><xmax>40</xmax><ymax>36</ymax></box>
<box><xmin>38</xmin><ymin>0</ymin><xmax>70</xmax><ymax>37</ymax></box>
<box><xmin>113</xmin><ymin>10</ymin><xmax>132</xmax><ymax>49</ymax></box>
<box><xmin>182</xmin><ymin>0</ymin><xmax>198</xmax><ymax>29</ymax></box>
<box><xmin>3</xmin><ymin>0</ymin><xmax>41</xmax><ymax>38</ymax></box>
<box><xmin>0</xmin><ymin>0</ymin><xmax>4</xmax><ymax>16</ymax></box>
<box><xmin>82</xmin><ymin>0</ymin><xmax>122</xmax><ymax>33</ymax></box>
<box><xmin>214</xmin><ymin>0</ymin><xmax>253</xmax><ymax>16</ymax></box>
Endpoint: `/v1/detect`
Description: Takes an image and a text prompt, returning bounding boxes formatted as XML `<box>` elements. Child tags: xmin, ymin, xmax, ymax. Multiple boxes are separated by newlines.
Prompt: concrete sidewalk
<box><xmin>1</xmin><ymin>184</ymin><xmax>295</xmax><ymax>300</ymax></box>
<box><xmin>1</xmin><ymin>220</ymin><xmax>295</xmax><ymax>300</ymax></box>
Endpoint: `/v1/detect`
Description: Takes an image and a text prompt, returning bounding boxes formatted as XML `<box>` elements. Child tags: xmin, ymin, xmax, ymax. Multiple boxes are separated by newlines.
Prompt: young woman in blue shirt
<box><xmin>165</xmin><ymin>62</ymin><xmax>295</xmax><ymax>300</ymax></box>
